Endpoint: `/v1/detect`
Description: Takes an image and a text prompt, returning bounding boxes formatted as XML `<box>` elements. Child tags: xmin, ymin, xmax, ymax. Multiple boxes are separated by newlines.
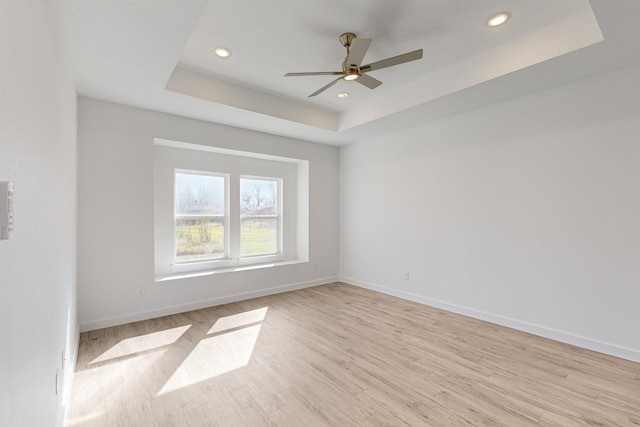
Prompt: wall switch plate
<box><xmin>0</xmin><ymin>181</ymin><xmax>14</xmax><ymax>240</ymax></box>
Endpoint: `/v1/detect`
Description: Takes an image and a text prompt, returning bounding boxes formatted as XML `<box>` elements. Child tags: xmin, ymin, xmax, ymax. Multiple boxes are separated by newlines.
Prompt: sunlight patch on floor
<box><xmin>208</xmin><ymin>307</ymin><xmax>268</xmax><ymax>334</ymax></box>
<box><xmin>90</xmin><ymin>324</ymin><xmax>191</xmax><ymax>364</ymax></box>
<box><xmin>158</xmin><ymin>308</ymin><xmax>268</xmax><ymax>395</ymax></box>
<box><xmin>158</xmin><ymin>324</ymin><xmax>262</xmax><ymax>395</ymax></box>
<box><xmin>70</xmin><ymin>349</ymin><xmax>167</xmax><ymax>424</ymax></box>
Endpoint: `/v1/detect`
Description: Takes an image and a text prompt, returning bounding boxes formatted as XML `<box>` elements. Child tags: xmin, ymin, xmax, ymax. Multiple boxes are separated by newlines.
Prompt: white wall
<box><xmin>340</xmin><ymin>63</ymin><xmax>640</xmax><ymax>362</ymax></box>
<box><xmin>0</xmin><ymin>1</ymin><xmax>78</xmax><ymax>426</ymax></box>
<box><xmin>78</xmin><ymin>98</ymin><xmax>339</xmax><ymax>331</ymax></box>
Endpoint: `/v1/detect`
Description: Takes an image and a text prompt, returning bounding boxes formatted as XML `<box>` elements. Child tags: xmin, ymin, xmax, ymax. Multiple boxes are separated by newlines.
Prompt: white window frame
<box><xmin>172</xmin><ymin>172</ymin><xmax>286</xmax><ymax>272</ymax></box>
<box><xmin>238</xmin><ymin>175</ymin><xmax>284</xmax><ymax>264</ymax></box>
<box><xmin>172</xmin><ymin>169</ymin><xmax>233</xmax><ymax>272</ymax></box>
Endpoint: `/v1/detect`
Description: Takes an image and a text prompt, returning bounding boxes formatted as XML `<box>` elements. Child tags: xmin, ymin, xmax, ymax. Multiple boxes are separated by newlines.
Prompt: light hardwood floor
<box><xmin>67</xmin><ymin>282</ymin><xmax>640</xmax><ymax>426</ymax></box>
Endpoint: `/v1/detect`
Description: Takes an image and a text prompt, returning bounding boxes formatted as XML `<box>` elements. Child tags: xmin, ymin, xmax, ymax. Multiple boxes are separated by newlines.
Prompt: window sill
<box><xmin>155</xmin><ymin>259</ymin><xmax>307</xmax><ymax>282</ymax></box>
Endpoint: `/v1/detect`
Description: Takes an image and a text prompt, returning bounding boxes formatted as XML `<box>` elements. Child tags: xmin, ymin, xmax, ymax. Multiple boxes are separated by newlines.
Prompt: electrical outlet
<box><xmin>136</xmin><ymin>286</ymin><xmax>146</xmax><ymax>297</ymax></box>
<box><xmin>403</xmin><ymin>272</ymin><xmax>410</xmax><ymax>281</ymax></box>
<box><xmin>314</xmin><ymin>263</ymin><xmax>319</xmax><ymax>270</ymax></box>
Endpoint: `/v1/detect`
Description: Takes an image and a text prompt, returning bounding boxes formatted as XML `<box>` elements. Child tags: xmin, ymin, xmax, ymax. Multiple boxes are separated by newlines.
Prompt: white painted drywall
<box><xmin>77</xmin><ymin>98</ymin><xmax>339</xmax><ymax>331</ymax></box>
<box><xmin>0</xmin><ymin>1</ymin><xmax>78</xmax><ymax>426</ymax></box>
<box><xmin>340</xmin><ymin>63</ymin><xmax>640</xmax><ymax>362</ymax></box>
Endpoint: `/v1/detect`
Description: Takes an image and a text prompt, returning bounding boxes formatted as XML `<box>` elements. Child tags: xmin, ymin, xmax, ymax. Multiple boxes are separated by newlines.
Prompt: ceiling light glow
<box><xmin>343</xmin><ymin>72</ymin><xmax>359</xmax><ymax>81</ymax></box>
<box><xmin>337</xmin><ymin>92</ymin><xmax>349</xmax><ymax>98</ymax></box>
<box><xmin>488</xmin><ymin>12</ymin><xmax>511</xmax><ymax>27</ymax></box>
<box><xmin>214</xmin><ymin>47</ymin><xmax>231</xmax><ymax>58</ymax></box>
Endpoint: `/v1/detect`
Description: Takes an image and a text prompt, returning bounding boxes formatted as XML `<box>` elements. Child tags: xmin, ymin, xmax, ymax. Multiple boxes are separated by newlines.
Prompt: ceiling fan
<box><xmin>285</xmin><ymin>32</ymin><xmax>423</xmax><ymax>97</ymax></box>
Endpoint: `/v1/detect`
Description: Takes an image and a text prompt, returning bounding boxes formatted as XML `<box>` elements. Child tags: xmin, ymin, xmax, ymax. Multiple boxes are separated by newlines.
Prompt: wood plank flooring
<box><xmin>67</xmin><ymin>282</ymin><xmax>640</xmax><ymax>426</ymax></box>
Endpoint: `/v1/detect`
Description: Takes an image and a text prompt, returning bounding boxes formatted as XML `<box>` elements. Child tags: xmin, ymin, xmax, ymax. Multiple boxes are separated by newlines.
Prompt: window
<box><xmin>154</xmin><ymin>140</ymin><xmax>308</xmax><ymax>278</ymax></box>
<box><xmin>173</xmin><ymin>173</ymin><xmax>282</xmax><ymax>264</ymax></box>
<box><xmin>240</xmin><ymin>177</ymin><xmax>281</xmax><ymax>257</ymax></box>
<box><xmin>172</xmin><ymin>171</ymin><xmax>284</xmax><ymax>269</ymax></box>
<box><xmin>174</xmin><ymin>171</ymin><xmax>227</xmax><ymax>263</ymax></box>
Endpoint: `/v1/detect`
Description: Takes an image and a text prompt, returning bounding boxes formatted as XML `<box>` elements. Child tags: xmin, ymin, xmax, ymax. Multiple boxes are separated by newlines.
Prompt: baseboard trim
<box><xmin>62</xmin><ymin>324</ymin><xmax>80</xmax><ymax>426</ymax></box>
<box><xmin>80</xmin><ymin>277</ymin><xmax>337</xmax><ymax>332</ymax></box>
<box><xmin>340</xmin><ymin>276</ymin><xmax>640</xmax><ymax>363</ymax></box>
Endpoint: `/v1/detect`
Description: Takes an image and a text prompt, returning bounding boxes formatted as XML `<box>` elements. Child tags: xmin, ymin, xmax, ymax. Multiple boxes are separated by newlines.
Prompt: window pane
<box><xmin>175</xmin><ymin>173</ymin><xmax>224</xmax><ymax>216</ymax></box>
<box><xmin>175</xmin><ymin>218</ymin><xmax>225</xmax><ymax>262</ymax></box>
<box><xmin>240</xmin><ymin>178</ymin><xmax>278</xmax><ymax>216</ymax></box>
<box><xmin>240</xmin><ymin>218</ymin><xmax>278</xmax><ymax>256</ymax></box>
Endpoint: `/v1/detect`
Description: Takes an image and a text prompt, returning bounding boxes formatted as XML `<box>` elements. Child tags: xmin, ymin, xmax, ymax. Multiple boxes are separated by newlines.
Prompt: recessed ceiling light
<box><xmin>488</xmin><ymin>12</ymin><xmax>511</xmax><ymax>27</ymax></box>
<box><xmin>337</xmin><ymin>92</ymin><xmax>349</xmax><ymax>98</ymax></box>
<box><xmin>214</xmin><ymin>47</ymin><xmax>231</xmax><ymax>58</ymax></box>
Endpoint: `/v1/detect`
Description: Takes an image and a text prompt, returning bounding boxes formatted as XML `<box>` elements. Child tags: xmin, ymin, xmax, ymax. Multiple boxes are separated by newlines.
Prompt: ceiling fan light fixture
<box><xmin>343</xmin><ymin>71</ymin><xmax>359</xmax><ymax>81</ymax></box>
<box><xmin>214</xmin><ymin>47</ymin><xmax>231</xmax><ymax>58</ymax></box>
<box><xmin>488</xmin><ymin>12</ymin><xmax>511</xmax><ymax>27</ymax></box>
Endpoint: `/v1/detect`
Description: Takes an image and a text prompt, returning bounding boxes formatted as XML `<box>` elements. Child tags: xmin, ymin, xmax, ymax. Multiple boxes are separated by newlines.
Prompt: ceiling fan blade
<box><xmin>309</xmin><ymin>77</ymin><xmax>342</xmax><ymax>97</ymax></box>
<box><xmin>360</xmin><ymin>49</ymin><xmax>423</xmax><ymax>73</ymax></box>
<box><xmin>285</xmin><ymin>71</ymin><xmax>343</xmax><ymax>77</ymax></box>
<box><xmin>356</xmin><ymin>73</ymin><xmax>383</xmax><ymax>90</ymax></box>
<box><xmin>346</xmin><ymin>38</ymin><xmax>371</xmax><ymax>67</ymax></box>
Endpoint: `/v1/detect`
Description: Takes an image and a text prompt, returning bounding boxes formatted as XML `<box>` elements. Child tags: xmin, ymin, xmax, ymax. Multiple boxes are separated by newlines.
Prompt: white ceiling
<box><xmin>61</xmin><ymin>0</ymin><xmax>640</xmax><ymax>145</ymax></box>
